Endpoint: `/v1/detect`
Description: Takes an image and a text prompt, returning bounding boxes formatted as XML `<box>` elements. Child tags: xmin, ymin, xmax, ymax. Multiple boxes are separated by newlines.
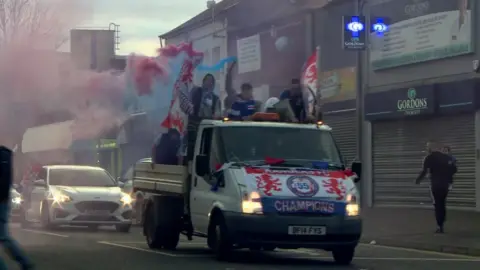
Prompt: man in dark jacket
<box><xmin>152</xmin><ymin>129</ymin><xmax>181</xmax><ymax>165</ymax></box>
<box><xmin>0</xmin><ymin>146</ymin><xmax>33</xmax><ymax>269</ymax></box>
<box><xmin>415</xmin><ymin>141</ymin><xmax>457</xmax><ymax>233</ymax></box>
<box><xmin>280</xmin><ymin>78</ymin><xmax>308</xmax><ymax>122</ymax></box>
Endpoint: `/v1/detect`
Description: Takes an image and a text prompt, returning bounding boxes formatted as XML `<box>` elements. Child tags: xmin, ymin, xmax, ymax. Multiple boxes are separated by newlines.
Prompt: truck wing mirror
<box><xmin>351</xmin><ymin>161</ymin><xmax>362</xmax><ymax>182</ymax></box>
<box><xmin>195</xmin><ymin>155</ymin><xmax>209</xmax><ymax>177</ymax></box>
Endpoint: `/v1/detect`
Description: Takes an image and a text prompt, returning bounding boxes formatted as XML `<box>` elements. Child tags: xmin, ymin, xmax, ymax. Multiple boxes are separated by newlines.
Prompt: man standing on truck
<box><xmin>227</xmin><ymin>83</ymin><xmax>262</xmax><ymax>120</ymax></box>
<box><xmin>280</xmin><ymin>78</ymin><xmax>313</xmax><ymax>122</ymax></box>
<box><xmin>415</xmin><ymin>141</ymin><xmax>457</xmax><ymax>234</ymax></box>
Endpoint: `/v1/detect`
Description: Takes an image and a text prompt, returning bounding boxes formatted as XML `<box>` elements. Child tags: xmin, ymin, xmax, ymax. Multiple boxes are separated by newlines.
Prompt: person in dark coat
<box><xmin>152</xmin><ymin>129</ymin><xmax>181</xmax><ymax>165</ymax></box>
<box><xmin>415</xmin><ymin>141</ymin><xmax>457</xmax><ymax>234</ymax></box>
<box><xmin>0</xmin><ymin>146</ymin><xmax>34</xmax><ymax>270</ymax></box>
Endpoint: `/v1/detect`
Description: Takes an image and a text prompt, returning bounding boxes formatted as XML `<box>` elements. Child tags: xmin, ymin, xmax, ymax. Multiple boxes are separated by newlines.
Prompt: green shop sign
<box><xmin>96</xmin><ymin>139</ymin><xmax>117</xmax><ymax>149</ymax></box>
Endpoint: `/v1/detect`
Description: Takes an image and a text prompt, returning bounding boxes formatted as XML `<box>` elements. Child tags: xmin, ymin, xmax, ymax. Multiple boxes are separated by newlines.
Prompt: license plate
<box><xmin>85</xmin><ymin>210</ymin><xmax>110</xmax><ymax>215</ymax></box>
<box><xmin>288</xmin><ymin>226</ymin><xmax>326</xmax><ymax>235</ymax></box>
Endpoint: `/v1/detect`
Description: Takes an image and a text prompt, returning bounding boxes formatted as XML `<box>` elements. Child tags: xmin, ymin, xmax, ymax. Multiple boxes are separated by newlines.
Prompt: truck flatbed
<box><xmin>133</xmin><ymin>163</ymin><xmax>187</xmax><ymax>195</ymax></box>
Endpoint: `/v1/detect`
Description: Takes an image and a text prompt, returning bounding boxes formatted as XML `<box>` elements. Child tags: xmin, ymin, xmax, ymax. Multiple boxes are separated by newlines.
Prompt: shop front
<box><xmin>365</xmin><ymin>81</ymin><xmax>477</xmax><ymax>209</ymax></box>
<box><xmin>323</xmin><ymin>100</ymin><xmax>357</xmax><ymax>164</ymax></box>
<box><xmin>319</xmin><ymin>67</ymin><xmax>358</xmax><ymax>163</ymax></box>
<box><xmin>70</xmin><ymin>138</ymin><xmax>120</xmax><ymax>178</ymax></box>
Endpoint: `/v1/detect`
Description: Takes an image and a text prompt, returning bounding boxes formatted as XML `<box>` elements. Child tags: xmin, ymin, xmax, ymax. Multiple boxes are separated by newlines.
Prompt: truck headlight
<box><xmin>120</xmin><ymin>193</ymin><xmax>133</xmax><ymax>205</ymax></box>
<box><xmin>345</xmin><ymin>194</ymin><xmax>360</xmax><ymax>217</ymax></box>
<box><xmin>241</xmin><ymin>191</ymin><xmax>263</xmax><ymax>214</ymax></box>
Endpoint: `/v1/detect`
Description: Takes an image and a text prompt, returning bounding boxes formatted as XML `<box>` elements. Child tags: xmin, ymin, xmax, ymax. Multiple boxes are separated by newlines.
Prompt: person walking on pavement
<box><xmin>415</xmin><ymin>141</ymin><xmax>457</xmax><ymax>234</ymax></box>
<box><xmin>0</xmin><ymin>146</ymin><xmax>34</xmax><ymax>270</ymax></box>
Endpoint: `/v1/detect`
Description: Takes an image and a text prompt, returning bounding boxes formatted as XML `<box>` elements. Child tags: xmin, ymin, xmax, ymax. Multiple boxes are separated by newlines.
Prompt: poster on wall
<box><xmin>237</xmin><ymin>34</ymin><xmax>261</xmax><ymax>74</ymax></box>
<box><xmin>369</xmin><ymin>0</ymin><xmax>474</xmax><ymax>70</ymax></box>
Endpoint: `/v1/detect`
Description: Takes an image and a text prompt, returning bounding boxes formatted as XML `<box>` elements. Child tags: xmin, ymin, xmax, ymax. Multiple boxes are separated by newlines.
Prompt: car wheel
<box><xmin>20</xmin><ymin>208</ymin><xmax>30</xmax><ymax>229</ymax></box>
<box><xmin>144</xmin><ymin>205</ymin><xmax>162</xmax><ymax>249</ymax></box>
<box><xmin>134</xmin><ymin>196</ymin><xmax>144</xmax><ymax>226</ymax></box>
<box><xmin>115</xmin><ymin>224</ymin><xmax>131</xmax><ymax>233</ymax></box>
<box><xmin>40</xmin><ymin>202</ymin><xmax>55</xmax><ymax>230</ymax></box>
<box><xmin>332</xmin><ymin>246</ymin><xmax>355</xmax><ymax>265</ymax></box>
<box><xmin>208</xmin><ymin>215</ymin><xmax>233</xmax><ymax>261</ymax></box>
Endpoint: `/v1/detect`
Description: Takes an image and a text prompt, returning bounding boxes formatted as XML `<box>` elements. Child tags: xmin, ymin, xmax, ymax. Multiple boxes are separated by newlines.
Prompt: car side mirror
<box><xmin>117</xmin><ymin>181</ymin><xmax>125</xmax><ymax>188</ymax></box>
<box><xmin>195</xmin><ymin>155</ymin><xmax>209</xmax><ymax>177</ymax></box>
<box><xmin>34</xmin><ymin>179</ymin><xmax>46</xmax><ymax>187</ymax></box>
<box><xmin>351</xmin><ymin>161</ymin><xmax>362</xmax><ymax>183</ymax></box>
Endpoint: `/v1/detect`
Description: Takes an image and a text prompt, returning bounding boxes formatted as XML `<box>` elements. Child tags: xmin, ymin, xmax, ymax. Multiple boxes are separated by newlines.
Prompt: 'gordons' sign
<box><xmin>397</xmin><ymin>88</ymin><xmax>428</xmax><ymax>115</ymax></box>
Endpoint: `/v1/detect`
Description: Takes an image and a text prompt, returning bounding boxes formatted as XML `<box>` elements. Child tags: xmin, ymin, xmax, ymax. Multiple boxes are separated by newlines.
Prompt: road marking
<box><xmin>21</xmin><ymin>229</ymin><xmax>69</xmax><ymax>238</ymax></box>
<box><xmin>359</xmin><ymin>243</ymin><xmax>480</xmax><ymax>259</ymax></box>
<box><xmin>97</xmin><ymin>241</ymin><xmax>205</xmax><ymax>257</ymax></box>
<box><xmin>293</xmin><ymin>256</ymin><xmax>480</xmax><ymax>262</ymax></box>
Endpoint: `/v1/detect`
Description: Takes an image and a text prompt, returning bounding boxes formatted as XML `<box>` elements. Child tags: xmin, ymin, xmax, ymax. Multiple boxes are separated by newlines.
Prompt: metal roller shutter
<box><xmin>324</xmin><ymin>112</ymin><xmax>357</xmax><ymax>164</ymax></box>
<box><xmin>372</xmin><ymin>114</ymin><xmax>475</xmax><ymax>208</ymax></box>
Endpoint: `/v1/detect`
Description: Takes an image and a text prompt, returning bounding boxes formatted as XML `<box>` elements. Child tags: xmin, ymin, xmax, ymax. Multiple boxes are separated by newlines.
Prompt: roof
<box><xmin>45</xmin><ymin>165</ymin><xmax>105</xmax><ymax>171</ymax></box>
<box><xmin>201</xmin><ymin>120</ymin><xmax>332</xmax><ymax>131</ymax></box>
<box><xmin>159</xmin><ymin>0</ymin><xmax>238</xmax><ymax>39</ymax></box>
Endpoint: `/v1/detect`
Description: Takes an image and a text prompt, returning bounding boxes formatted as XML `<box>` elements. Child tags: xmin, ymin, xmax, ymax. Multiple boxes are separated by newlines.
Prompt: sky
<box><xmin>80</xmin><ymin>0</ymin><xmax>209</xmax><ymax>56</ymax></box>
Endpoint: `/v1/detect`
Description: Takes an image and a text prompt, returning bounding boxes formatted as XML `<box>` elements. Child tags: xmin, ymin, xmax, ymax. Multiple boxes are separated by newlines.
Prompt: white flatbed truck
<box><xmin>133</xmin><ymin>114</ymin><xmax>362</xmax><ymax>264</ymax></box>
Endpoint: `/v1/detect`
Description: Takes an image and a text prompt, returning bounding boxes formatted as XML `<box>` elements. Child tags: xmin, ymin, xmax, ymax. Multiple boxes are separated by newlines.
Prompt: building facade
<box><xmin>313</xmin><ymin>0</ymin><xmax>358</xmax><ymax>164</ymax></box>
<box><xmin>362</xmin><ymin>0</ymin><xmax>480</xmax><ymax>210</ymax></box>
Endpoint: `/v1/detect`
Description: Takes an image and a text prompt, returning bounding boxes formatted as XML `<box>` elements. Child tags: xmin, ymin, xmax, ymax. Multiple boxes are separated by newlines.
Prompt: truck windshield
<box><xmin>218</xmin><ymin>126</ymin><xmax>343</xmax><ymax>166</ymax></box>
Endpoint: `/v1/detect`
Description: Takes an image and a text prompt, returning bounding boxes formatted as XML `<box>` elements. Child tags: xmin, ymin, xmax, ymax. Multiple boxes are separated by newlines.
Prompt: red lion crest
<box><xmin>322</xmin><ymin>178</ymin><xmax>346</xmax><ymax>200</ymax></box>
<box><xmin>255</xmin><ymin>174</ymin><xmax>282</xmax><ymax>196</ymax></box>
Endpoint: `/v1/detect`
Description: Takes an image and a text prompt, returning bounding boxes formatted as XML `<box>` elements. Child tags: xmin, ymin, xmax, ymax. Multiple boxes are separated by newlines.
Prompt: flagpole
<box><xmin>315</xmin><ymin>46</ymin><xmax>322</xmax><ymax>120</ymax></box>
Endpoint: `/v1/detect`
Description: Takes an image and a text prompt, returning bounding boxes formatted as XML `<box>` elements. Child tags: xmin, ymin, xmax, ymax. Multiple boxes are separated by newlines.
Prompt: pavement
<box><xmin>1</xmin><ymin>223</ymin><xmax>479</xmax><ymax>270</ymax></box>
<box><xmin>361</xmin><ymin>207</ymin><xmax>480</xmax><ymax>256</ymax></box>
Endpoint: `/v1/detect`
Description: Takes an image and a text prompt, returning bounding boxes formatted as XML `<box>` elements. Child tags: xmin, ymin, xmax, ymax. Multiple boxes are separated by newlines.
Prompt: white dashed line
<box><xmin>359</xmin><ymin>243</ymin><xmax>480</xmax><ymax>259</ymax></box>
<box><xmin>97</xmin><ymin>241</ymin><xmax>205</xmax><ymax>257</ymax></box>
<box><xmin>21</xmin><ymin>229</ymin><xmax>69</xmax><ymax>238</ymax></box>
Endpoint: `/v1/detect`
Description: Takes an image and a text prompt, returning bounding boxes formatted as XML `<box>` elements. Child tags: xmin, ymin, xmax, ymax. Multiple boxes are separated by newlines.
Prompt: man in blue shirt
<box><xmin>228</xmin><ymin>83</ymin><xmax>261</xmax><ymax>120</ymax></box>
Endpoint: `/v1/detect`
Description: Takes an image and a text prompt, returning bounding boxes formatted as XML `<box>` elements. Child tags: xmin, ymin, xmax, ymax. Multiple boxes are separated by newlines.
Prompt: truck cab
<box><xmin>134</xmin><ymin>113</ymin><xmax>362</xmax><ymax>264</ymax></box>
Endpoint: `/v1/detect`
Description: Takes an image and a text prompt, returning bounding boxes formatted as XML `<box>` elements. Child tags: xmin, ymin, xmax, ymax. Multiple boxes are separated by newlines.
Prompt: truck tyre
<box><xmin>156</xmin><ymin>196</ymin><xmax>182</xmax><ymax>250</ymax></box>
<box><xmin>208</xmin><ymin>214</ymin><xmax>233</xmax><ymax>261</ymax></box>
<box><xmin>144</xmin><ymin>204</ymin><xmax>163</xmax><ymax>249</ymax></box>
<box><xmin>332</xmin><ymin>246</ymin><xmax>355</xmax><ymax>265</ymax></box>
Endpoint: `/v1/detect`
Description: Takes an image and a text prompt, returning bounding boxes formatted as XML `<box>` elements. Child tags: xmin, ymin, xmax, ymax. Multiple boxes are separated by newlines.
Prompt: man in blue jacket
<box><xmin>228</xmin><ymin>83</ymin><xmax>260</xmax><ymax>120</ymax></box>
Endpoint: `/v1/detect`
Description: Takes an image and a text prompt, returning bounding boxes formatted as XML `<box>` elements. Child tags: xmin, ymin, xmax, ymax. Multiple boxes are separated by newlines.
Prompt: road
<box><xmin>1</xmin><ymin>224</ymin><xmax>479</xmax><ymax>270</ymax></box>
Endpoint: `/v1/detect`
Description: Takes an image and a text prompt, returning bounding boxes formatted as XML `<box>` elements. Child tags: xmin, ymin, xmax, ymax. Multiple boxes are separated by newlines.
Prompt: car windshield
<box><xmin>49</xmin><ymin>168</ymin><xmax>116</xmax><ymax>187</ymax></box>
<box><xmin>219</xmin><ymin>126</ymin><xmax>343</xmax><ymax>166</ymax></box>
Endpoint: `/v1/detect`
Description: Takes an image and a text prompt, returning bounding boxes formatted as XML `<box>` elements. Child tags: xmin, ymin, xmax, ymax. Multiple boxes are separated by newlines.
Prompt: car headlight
<box><xmin>120</xmin><ymin>193</ymin><xmax>132</xmax><ymax>205</ymax></box>
<box><xmin>50</xmin><ymin>191</ymin><xmax>72</xmax><ymax>203</ymax></box>
<box><xmin>241</xmin><ymin>191</ymin><xmax>263</xmax><ymax>214</ymax></box>
<box><xmin>12</xmin><ymin>196</ymin><xmax>22</xmax><ymax>205</ymax></box>
<box><xmin>345</xmin><ymin>194</ymin><xmax>360</xmax><ymax>217</ymax></box>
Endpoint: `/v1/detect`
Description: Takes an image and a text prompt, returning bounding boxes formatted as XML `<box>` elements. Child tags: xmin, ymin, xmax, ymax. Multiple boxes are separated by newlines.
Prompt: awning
<box><xmin>22</xmin><ymin>121</ymin><xmax>74</xmax><ymax>153</ymax></box>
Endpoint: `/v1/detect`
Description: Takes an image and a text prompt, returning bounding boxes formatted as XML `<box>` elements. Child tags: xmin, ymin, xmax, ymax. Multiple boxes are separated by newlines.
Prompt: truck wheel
<box><xmin>156</xmin><ymin>196</ymin><xmax>182</xmax><ymax>250</ymax></box>
<box><xmin>332</xmin><ymin>246</ymin><xmax>355</xmax><ymax>265</ymax></box>
<box><xmin>208</xmin><ymin>215</ymin><xmax>233</xmax><ymax>261</ymax></box>
<box><xmin>162</xmin><ymin>231</ymin><xmax>180</xmax><ymax>250</ymax></box>
<box><xmin>144</xmin><ymin>205</ymin><xmax>163</xmax><ymax>249</ymax></box>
